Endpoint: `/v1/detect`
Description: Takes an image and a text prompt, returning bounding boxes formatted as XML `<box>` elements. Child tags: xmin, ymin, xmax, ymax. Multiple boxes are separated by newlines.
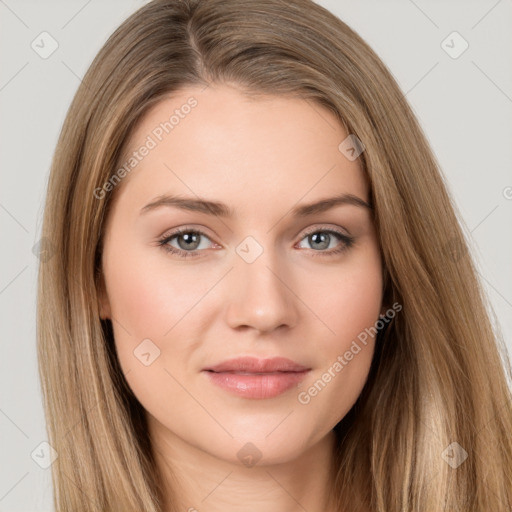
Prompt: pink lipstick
<box><xmin>202</xmin><ymin>356</ymin><xmax>311</xmax><ymax>399</ymax></box>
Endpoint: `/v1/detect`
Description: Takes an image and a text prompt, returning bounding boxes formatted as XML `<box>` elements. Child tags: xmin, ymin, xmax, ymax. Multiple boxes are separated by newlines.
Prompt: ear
<box><xmin>97</xmin><ymin>272</ymin><xmax>111</xmax><ymax>320</ymax></box>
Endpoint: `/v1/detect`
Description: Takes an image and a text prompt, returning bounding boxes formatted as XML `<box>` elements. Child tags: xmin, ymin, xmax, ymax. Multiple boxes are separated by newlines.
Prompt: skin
<box><xmin>99</xmin><ymin>83</ymin><xmax>384</xmax><ymax>512</ymax></box>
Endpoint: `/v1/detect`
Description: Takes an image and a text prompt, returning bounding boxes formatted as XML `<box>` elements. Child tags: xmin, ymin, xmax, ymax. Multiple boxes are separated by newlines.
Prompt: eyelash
<box><xmin>157</xmin><ymin>226</ymin><xmax>355</xmax><ymax>259</ymax></box>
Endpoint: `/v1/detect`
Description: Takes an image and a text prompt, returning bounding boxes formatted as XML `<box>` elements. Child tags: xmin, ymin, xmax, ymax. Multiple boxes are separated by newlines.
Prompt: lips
<box><xmin>202</xmin><ymin>356</ymin><xmax>311</xmax><ymax>399</ymax></box>
<box><xmin>203</xmin><ymin>356</ymin><xmax>310</xmax><ymax>373</ymax></box>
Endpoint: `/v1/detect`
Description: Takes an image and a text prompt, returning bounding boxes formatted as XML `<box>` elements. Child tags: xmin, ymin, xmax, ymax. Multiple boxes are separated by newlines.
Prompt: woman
<box><xmin>37</xmin><ymin>0</ymin><xmax>512</xmax><ymax>510</ymax></box>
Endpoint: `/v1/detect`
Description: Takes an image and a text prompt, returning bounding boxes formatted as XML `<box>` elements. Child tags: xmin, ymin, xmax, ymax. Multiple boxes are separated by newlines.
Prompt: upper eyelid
<box><xmin>300</xmin><ymin>225</ymin><xmax>350</xmax><ymax>237</ymax></box>
<box><xmin>160</xmin><ymin>226</ymin><xmax>216</xmax><ymax>243</ymax></box>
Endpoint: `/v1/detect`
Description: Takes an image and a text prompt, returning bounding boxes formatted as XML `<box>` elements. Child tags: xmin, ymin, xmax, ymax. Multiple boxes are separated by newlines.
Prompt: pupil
<box><xmin>311</xmin><ymin>233</ymin><xmax>329</xmax><ymax>250</ymax></box>
<box><xmin>180</xmin><ymin>232</ymin><xmax>199</xmax><ymax>250</ymax></box>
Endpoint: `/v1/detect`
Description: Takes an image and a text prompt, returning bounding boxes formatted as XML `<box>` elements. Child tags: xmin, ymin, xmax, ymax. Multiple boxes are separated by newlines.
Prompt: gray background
<box><xmin>1</xmin><ymin>1</ymin><xmax>511</xmax><ymax>510</ymax></box>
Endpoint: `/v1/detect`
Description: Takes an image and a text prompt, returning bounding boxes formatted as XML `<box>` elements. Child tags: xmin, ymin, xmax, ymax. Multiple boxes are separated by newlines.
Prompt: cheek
<box><xmin>104</xmin><ymin>244</ymin><xmax>206</xmax><ymax>334</ymax></box>
<box><xmin>310</xmin><ymin>247</ymin><xmax>383</xmax><ymax>345</ymax></box>
<box><xmin>102</xmin><ymin>243</ymin><xmax>214</xmax><ymax>378</ymax></box>
<box><xmin>296</xmin><ymin>250</ymin><xmax>382</xmax><ymax>417</ymax></box>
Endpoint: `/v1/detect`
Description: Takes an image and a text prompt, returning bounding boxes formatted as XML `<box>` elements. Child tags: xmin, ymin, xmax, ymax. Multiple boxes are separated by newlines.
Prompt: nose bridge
<box><xmin>224</xmin><ymin>236</ymin><xmax>299</xmax><ymax>332</ymax></box>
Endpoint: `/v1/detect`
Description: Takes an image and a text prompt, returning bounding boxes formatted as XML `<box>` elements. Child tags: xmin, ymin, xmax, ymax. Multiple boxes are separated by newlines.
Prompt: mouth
<box><xmin>202</xmin><ymin>357</ymin><xmax>311</xmax><ymax>399</ymax></box>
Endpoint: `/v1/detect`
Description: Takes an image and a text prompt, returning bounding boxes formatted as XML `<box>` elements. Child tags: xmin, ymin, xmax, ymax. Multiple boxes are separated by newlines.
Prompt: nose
<box><xmin>224</xmin><ymin>247</ymin><xmax>300</xmax><ymax>334</ymax></box>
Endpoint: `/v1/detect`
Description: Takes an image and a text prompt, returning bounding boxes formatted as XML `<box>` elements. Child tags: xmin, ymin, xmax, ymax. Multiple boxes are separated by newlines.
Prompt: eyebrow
<box><xmin>140</xmin><ymin>192</ymin><xmax>372</xmax><ymax>218</ymax></box>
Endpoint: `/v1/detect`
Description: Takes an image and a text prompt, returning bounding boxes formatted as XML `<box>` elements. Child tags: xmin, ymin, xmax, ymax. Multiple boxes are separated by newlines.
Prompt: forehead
<box><xmin>113</xmin><ymin>83</ymin><xmax>369</xmax><ymax>219</ymax></box>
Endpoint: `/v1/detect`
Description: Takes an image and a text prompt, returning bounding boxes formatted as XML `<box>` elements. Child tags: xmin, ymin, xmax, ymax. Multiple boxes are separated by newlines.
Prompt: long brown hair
<box><xmin>37</xmin><ymin>0</ymin><xmax>512</xmax><ymax>510</ymax></box>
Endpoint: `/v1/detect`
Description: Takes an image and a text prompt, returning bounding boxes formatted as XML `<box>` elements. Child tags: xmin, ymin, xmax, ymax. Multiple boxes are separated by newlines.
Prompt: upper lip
<box><xmin>203</xmin><ymin>356</ymin><xmax>310</xmax><ymax>373</ymax></box>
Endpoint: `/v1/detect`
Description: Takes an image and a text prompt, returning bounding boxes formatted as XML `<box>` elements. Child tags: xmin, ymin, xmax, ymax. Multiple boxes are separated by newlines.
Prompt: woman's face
<box><xmin>99</xmin><ymin>83</ymin><xmax>384</xmax><ymax>466</ymax></box>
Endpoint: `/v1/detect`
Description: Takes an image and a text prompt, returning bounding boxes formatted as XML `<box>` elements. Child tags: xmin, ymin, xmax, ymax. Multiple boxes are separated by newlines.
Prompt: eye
<box><xmin>157</xmin><ymin>226</ymin><xmax>355</xmax><ymax>259</ymax></box>
<box><xmin>157</xmin><ymin>228</ymin><xmax>214</xmax><ymax>258</ymax></box>
<box><xmin>296</xmin><ymin>228</ymin><xmax>355</xmax><ymax>256</ymax></box>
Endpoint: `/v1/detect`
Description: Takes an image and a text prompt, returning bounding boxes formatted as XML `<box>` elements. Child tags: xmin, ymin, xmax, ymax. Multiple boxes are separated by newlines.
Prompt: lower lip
<box><xmin>203</xmin><ymin>370</ymin><xmax>310</xmax><ymax>399</ymax></box>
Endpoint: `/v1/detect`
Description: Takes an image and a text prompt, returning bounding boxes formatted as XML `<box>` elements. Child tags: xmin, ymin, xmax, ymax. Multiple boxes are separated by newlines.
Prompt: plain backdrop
<box><xmin>1</xmin><ymin>1</ymin><xmax>511</xmax><ymax>510</ymax></box>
